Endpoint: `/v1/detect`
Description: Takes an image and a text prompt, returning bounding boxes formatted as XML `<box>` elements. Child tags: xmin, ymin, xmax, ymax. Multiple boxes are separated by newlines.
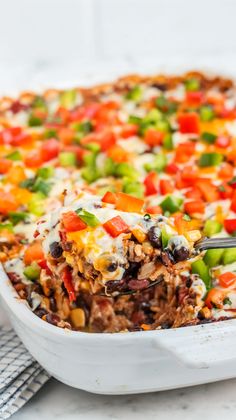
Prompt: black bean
<box><xmin>49</xmin><ymin>297</ymin><xmax>57</xmax><ymax>312</ymax></box>
<box><xmin>186</xmin><ymin>277</ymin><xmax>192</xmax><ymax>288</ymax></box>
<box><xmin>151</xmin><ymin>83</ymin><xmax>167</xmax><ymax>91</ymax></box>
<box><xmin>172</xmin><ymin>246</ymin><xmax>190</xmax><ymax>262</ymax></box>
<box><xmin>34</xmin><ymin>308</ymin><xmax>48</xmax><ymax>318</ymax></box>
<box><xmin>147</xmin><ymin>226</ymin><xmax>161</xmax><ymax>248</ymax></box>
<box><xmin>161</xmin><ymin>321</ymin><xmax>172</xmax><ymax>329</ymax></box>
<box><xmin>49</xmin><ymin>241</ymin><xmax>63</xmax><ymax>258</ymax></box>
<box><xmin>45</xmin><ymin>313</ymin><xmax>61</xmax><ymax>326</ymax></box>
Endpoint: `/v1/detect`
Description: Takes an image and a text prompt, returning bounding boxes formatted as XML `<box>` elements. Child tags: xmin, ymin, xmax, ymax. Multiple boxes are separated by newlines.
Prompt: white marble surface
<box><xmin>10</xmin><ymin>378</ymin><xmax>236</xmax><ymax>420</ymax></box>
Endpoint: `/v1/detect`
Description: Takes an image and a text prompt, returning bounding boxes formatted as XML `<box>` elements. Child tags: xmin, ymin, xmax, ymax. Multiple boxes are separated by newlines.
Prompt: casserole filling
<box><xmin>1</xmin><ymin>71</ymin><xmax>236</xmax><ymax>332</ymax></box>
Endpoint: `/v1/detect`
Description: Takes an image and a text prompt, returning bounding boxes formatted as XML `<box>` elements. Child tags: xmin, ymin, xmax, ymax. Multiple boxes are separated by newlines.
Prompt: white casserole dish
<box><xmin>1</xmin><ymin>265</ymin><xmax>236</xmax><ymax>395</ymax></box>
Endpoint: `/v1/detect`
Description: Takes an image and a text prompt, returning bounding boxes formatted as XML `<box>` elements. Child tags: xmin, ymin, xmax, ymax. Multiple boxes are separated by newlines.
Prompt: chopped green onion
<box><xmin>32</xmin><ymin>178</ymin><xmax>51</xmax><ymax>196</ymax></box>
<box><xmin>23</xmin><ymin>262</ymin><xmax>41</xmax><ymax>280</ymax></box>
<box><xmin>203</xmin><ymin>220</ymin><xmax>222</xmax><ymax>237</ymax></box>
<box><xmin>5</xmin><ymin>150</ymin><xmax>22</xmax><ymax>161</ymax></box>
<box><xmin>201</xmin><ymin>132</ymin><xmax>217</xmax><ymax>144</ymax></box>
<box><xmin>60</xmin><ymin>89</ymin><xmax>76</xmax><ymax>109</ymax></box>
<box><xmin>32</xmin><ymin>96</ymin><xmax>47</xmax><ymax>110</ymax></box>
<box><xmin>59</xmin><ymin>152</ymin><xmax>77</xmax><ymax>167</ymax></box>
<box><xmin>44</xmin><ymin>128</ymin><xmax>58</xmax><ymax>139</ymax></box>
<box><xmin>223</xmin><ymin>297</ymin><xmax>232</xmax><ymax>305</ymax></box>
<box><xmin>37</xmin><ymin>166</ymin><xmax>54</xmax><ymax>179</ymax></box>
<box><xmin>161</xmin><ymin>226</ymin><xmax>171</xmax><ymax>248</ymax></box>
<box><xmin>75</xmin><ymin>208</ymin><xmax>100</xmax><ymax>227</ymax></box>
<box><xmin>144</xmin><ymin>154</ymin><xmax>167</xmax><ymax>173</ymax></box>
<box><xmin>199</xmin><ymin>105</ymin><xmax>215</xmax><ymax>121</ymax></box>
<box><xmin>125</xmin><ymin>85</ymin><xmax>142</xmax><ymax>102</ymax></box>
<box><xmin>163</xmin><ymin>133</ymin><xmax>173</xmax><ymax>150</ymax></box>
<box><xmin>28</xmin><ymin>114</ymin><xmax>43</xmax><ymax>127</ymax></box>
<box><xmin>160</xmin><ymin>195</ymin><xmax>183</xmax><ymax>213</ymax></box>
<box><xmin>156</xmin><ymin>95</ymin><xmax>177</xmax><ymax>114</ymax></box>
<box><xmin>185</xmin><ymin>78</ymin><xmax>200</xmax><ymax>92</ymax></box>
<box><xmin>191</xmin><ymin>259</ymin><xmax>212</xmax><ymax>290</ymax></box>
<box><xmin>198</xmin><ymin>152</ymin><xmax>223</xmax><ymax>167</ymax></box>
<box><xmin>9</xmin><ymin>211</ymin><xmax>29</xmax><ymax>225</ymax></box>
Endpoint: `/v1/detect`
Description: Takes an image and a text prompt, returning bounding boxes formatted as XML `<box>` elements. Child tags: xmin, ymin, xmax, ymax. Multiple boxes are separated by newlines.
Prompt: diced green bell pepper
<box><xmin>60</xmin><ymin>89</ymin><xmax>76</xmax><ymax>109</ymax></box>
<box><xmin>156</xmin><ymin>95</ymin><xmax>177</xmax><ymax>114</ymax></box>
<box><xmin>103</xmin><ymin>157</ymin><xmax>116</xmax><ymax>176</ymax></box>
<box><xmin>185</xmin><ymin>78</ymin><xmax>200</xmax><ymax>92</ymax></box>
<box><xmin>59</xmin><ymin>152</ymin><xmax>77</xmax><ymax>167</ymax></box>
<box><xmin>144</xmin><ymin>154</ymin><xmax>167</xmax><ymax>173</ymax></box>
<box><xmin>81</xmin><ymin>167</ymin><xmax>100</xmax><ymax>183</ymax></box>
<box><xmin>115</xmin><ymin>163</ymin><xmax>139</xmax><ymax>179</ymax></box>
<box><xmin>191</xmin><ymin>259</ymin><xmax>212</xmax><ymax>289</ymax></box>
<box><xmin>28</xmin><ymin>114</ymin><xmax>43</xmax><ymax>127</ymax></box>
<box><xmin>161</xmin><ymin>226</ymin><xmax>171</xmax><ymax>248</ymax></box>
<box><xmin>24</xmin><ymin>262</ymin><xmax>41</xmax><ymax>280</ymax></box>
<box><xmin>201</xmin><ymin>132</ymin><xmax>217</xmax><ymax>144</ymax></box>
<box><xmin>37</xmin><ymin>166</ymin><xmax>54</xmax><ymax>179</ymax></box>
<box><xmin>198</xmin><ymin>152</ymin><xmax>223</xmax><ymax>167</ymax></box>
<box><xmin>122</xmin><ymin>179</ymin><xmax>144</xmax><ymax>198</ymax></box>
<box><xmin>203</xmin><ymin>220</ymin><xmax>222</xmax><ymax>237</ymax></box>
<box><xmin>9</xmin><ymin>211</ymin><xmax>29</xmax><ymax>225</ymax></box>
<box><xmin>160</xmin><ymin>195</ymin><xmax>183</xmax><ymax>213</ymax></box>
<box><xmin>203</xmin><ymin>249</ymin><xmax>224</xmax><ymax>268</ymax></box>
<box><xmin>222</xmin><ymin>248</ymin><xmax>236</xmax><ymax>265</ymax></box>
<box><xmin>6</xmin><ymin>150</ymin><xmax>22</xmax><ymax>161</ymax></box>
<box><xmin>199</xmin><ymin>105</ymin><xmax>215</xmax><ymax>121</ymax></box>
<box><xmin>125</xmin><ymin>85</ymin><xmax>142</xmax><ymax>102</ymax></box>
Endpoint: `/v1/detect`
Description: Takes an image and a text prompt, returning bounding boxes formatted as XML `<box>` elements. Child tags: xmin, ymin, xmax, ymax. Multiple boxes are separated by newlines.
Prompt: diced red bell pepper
<box><xmin>216</xmin><ymin>136</ymin><xmax>231</xmax><ymax>148</ymax></box>
<box><xmin>0</xmin><ymin>158</ymin><xmax>12</xmax><ymax>174</ymax></box>
<box><xmin>24</xmin><ymin>151</ymin><xmax>43</xmax><ymax>168</ymax></box>
<box><xmin>230</xmin><ymin>192</ymin><xmax>236</xmax><ymax>212</ymax></box>
<box><xmin>159</xmin><ymin>179</ymin><xmax>174</xmax><ymax>195</ymax></box>
<box><xmin>38</xmin><ymin>259</ymin><xmax>52</xmax><ymax>276</ymax></box>
<box><xmin>218</xmin><ymin>183</ymin><xmax>233</xmax><ymax>200</ymax></box>
<box><xmin>115</xmin><ymin>192</ymin><xmax>144</xmax><ymax>213</ymax></box>
<box><xmin>219</xmin><ymin>272</ymin><xmax>236</xmax><ymax>288</ymax></box>
<box><xmin>145</xmin><ymin>205</ymin><xmax>163</xmax><ymax>215</ymax></box>
<box><xmin>62</xmin><ymin>267</ymin><xmax>76</xmax><ymax>302</ymax></box>
<box><xmin>62</xmin><ymin>211</ymin><xmax>87</xmax><ymax>232</ymax></box>
<box><xmin>165</xmin><ymin>162</ymin><xmax>179</xmax><ymax>175</ymax></box>
<box><xmin>144</xmin><ymin>171</ymin><xmax>159</xmax><ymax>196</ymax></box>
<box><xmin>185</xmin><ymin>91</ymin><xmax>204</xmax><ymax>106</ymax></box>
<box><xmin>103</xmin><ymin>215</ymin><xmax>129</xmax><ymax>238</ymax></box>
<box><xmin>0</xmin><ymin>127</ymin><xmax>31</xmax><ymax>146</ymax></box>
<box><xmin>177</xmin><ymin>112</ymin><xmax>200</xmax><ymax>134</ymax></box>
<box><xmin>184</xmin><ymin>200</ymin><xmax>205</xmax><ymax>215</ymax></box>
<box><xmin>144</xmin><ymin>128</ymin><xmax>164</xmax><ymax>147</ymax></box>
<box><xmin>218</xmin><ymin>163</ymin><xmax>234</xmax><ymax>180</ymax></box>
<box><xmin>41</xmin><ymin>138</ymin><xmax>60</xmax><ymax>162</ymax></box>
<box><xmin>224</xmin><ymin>218</ymin><xmax>236</xmax><ymax>234</ymax></box>
<box><xmin>121</xmin><ymin>124</ymin><xmax>138</xmax><ymax>139</ymax></box>
<box><xmin>195</xmin><ymin>179</ymin><xmax>220</xmax><ymax>203</ymax></box>
<box><xmin>101</xmin><ymin>191</ymin><xmax>117</xmax><ymax>205</ymax></box>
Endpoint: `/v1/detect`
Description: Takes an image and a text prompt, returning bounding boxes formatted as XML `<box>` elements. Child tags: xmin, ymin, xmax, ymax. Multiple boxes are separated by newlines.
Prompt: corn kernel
<box><xmin>131</xmin><ymin>227</ymin><xmax>147</xmax><ymax>243</ymax></box>
<box><xmin>70</xmin><ymin>308</ymin><xmax>86</xmax><ymax>328</ymax></box>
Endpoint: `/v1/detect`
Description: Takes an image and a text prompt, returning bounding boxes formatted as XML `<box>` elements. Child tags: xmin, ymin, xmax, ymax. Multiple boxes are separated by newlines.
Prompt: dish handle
<box><xmin>153</xmin><ymin>321</ymin><xmax>236</xmax><ymax>369</ymax></box>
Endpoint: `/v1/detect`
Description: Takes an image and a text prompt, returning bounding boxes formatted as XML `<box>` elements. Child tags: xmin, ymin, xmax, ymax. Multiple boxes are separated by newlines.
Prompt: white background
<box><xmin>1</xmin><ymin>0</ymin><xmax>236</xmax><ymax>418</ymax></box>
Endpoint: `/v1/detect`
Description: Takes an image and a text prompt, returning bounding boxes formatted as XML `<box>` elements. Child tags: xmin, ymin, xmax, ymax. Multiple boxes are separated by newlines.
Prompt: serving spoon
<box><xmin>103</xmin><ymin>237</ymin><xmax>236</xmax><ymax>297</ymax></box>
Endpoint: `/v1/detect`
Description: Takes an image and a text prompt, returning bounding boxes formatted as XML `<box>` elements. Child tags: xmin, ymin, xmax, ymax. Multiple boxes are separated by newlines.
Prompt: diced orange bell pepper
<box><xmin>184</xmin><ymin>200</ymin><xmax>205</xmax><ymax>215</ymax></box>
<box><xmin>58</xmin><ymin>127</ymin><xmax>75</xmax><ymax>145</ymax></box>
<box><xmin>24</xmin><ymin>242</ymin><xmax>45</xmax><ymax>265</ymax></box>
<box><xmin>103</xmin><ymin>215</ymin><xmax>129</xmax><ymax>237</ymax></box>
<box><xmin>24</xmin><ymin>150</ymin><xmax>43</xmax><ymax>168</ymax></box>
<box><xmin>115</xmin><ymin>192</ymin><xmax>144</xmax><ymax>213</ymax></box>
<box><xmin>195</xmin><ymin>179</ymin><xmax>220</xmax><ymax>203</ymax></box>
<box><xmin>107</xmin><ymin>145</ymin><xmax>129</xmax><ymax>163</ymax></box>
<box><xmin>101</xmin><ymin>191</ymin><xmax>117</xmax><ymax>205</ymax></box>
<box><xmin>0</xmin><ymin>190</ymin><xmax>18</xmax><ymax>214</ymax></box>
<box><xmin>62</xmin><ymin>211</ymin><xmax>87</xmax><ymax>232</ymax></box>
<box><xmin>218</xmin><ymin>163</ymin><xmax>234</xmax><ymax>180</ymax></box>
<box><xmin>219</xmin><ymin>272</ymin><xmax>236</xmax><ymax>288</ymax></box>
<box><xmin>0</xmin><ymin>158</ymin><xmax>12</xmax><ymax>174</ymax></box>
<box><xmin>6</xmin><ymin>165</ymin><xmax>26</xmax><ymax>185</ymax></box>
<box><xmin>174</xmin><ymin>141</ymin><xmax>196</xmax><ymax>163</ymax></box>
<box><xmin>159</xmin><ymin>179</ymin><xmax>174</xmax><ymax>195</ymax></box>
<box><xmin>205</xmin><ymin>288</ymin><xmax>225</xmax><ymax>309</ymax></box>
<box><xmin>177</xmin><ymin>112</ymin><xmax>200</xmax><ymax>134</ymax></box>
<box><xmin>11</xmin><ymin>187</ymin><xmax>32</xmax><ymax>205</ymax></box>
<box><xmin>185</xmin><ymin>187</ymin><xmax>202</xmax><ymax>200</ymax></box>
<box><xmin>144</xmin><ymin>128</ymin><xmax>164</xmax><ymax>147</ymax></box>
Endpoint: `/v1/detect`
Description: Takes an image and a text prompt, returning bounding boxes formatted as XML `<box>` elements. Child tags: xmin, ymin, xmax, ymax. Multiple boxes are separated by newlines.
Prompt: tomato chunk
<box><xmin>121</xmin><ymin>124</ymin><xmax>138</xmax><ymax>139</ymax></box>
<box><xmin>224</xmin><ymin>219</ymin><xmax>236</xmax><ymax>234</ymax></box>
<box><xmin>101</xmin><ymin>191</ymin><xmax>117</xmax><ymax>205</ymax></box>
<box><xmin>144</xmin><ymin>128</ymin><xmax>164</xmax><ymax>147</ymax></box>
<box><xmin>219</xmin><ymin>272</ymin><xmax>236</xmax><ymax>288</ymax></box>
<box><xmin>115</xmin><ymin>192</ymin><xmax>144</xmax><ymax>213</ymax></box>
<box><xmin>144</xmin><ymin>172</ymin><xmax>159</xmax><ymax>196</ymax></box>
<box><xmin>159</xmin><ymin>179</ymin><xmax>174</xmax><ymax>195</ymax></box>
<box><xmin>62</xmin><ymin>211</ymin><xmax>87</xmax><ymax>232</ymax></box>
<box><xmin>177</xmin><ymin>113</ymin><xmax>200</xmax><ymax>134</ymax></box>
<box><xmin>103</xmin><ymin>216</ymin><xmax>129</xmax><ymax>237</ymax></box>
<box><xmin>41</xmin><ymin>138</ymin><xmax>60</xmax><ymax>162</ymax></box>
<box><xmin>0</xmin><ymin>158</ymin><xmax>12</xmax><ymax>174</ymax></box>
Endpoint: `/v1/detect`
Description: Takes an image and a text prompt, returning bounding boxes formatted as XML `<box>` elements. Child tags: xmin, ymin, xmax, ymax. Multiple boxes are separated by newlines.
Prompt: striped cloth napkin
<box><xmin>0</xmin><ymin>327</ymin><xmax>50</xmax><ymax>419</ymax></box>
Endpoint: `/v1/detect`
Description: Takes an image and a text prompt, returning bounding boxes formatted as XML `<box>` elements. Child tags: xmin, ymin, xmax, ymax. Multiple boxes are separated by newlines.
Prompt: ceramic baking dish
<box><xmin>1</xmin><ymin>265</ymin><xmax>236</xmax><ymax>395</ymax></box>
